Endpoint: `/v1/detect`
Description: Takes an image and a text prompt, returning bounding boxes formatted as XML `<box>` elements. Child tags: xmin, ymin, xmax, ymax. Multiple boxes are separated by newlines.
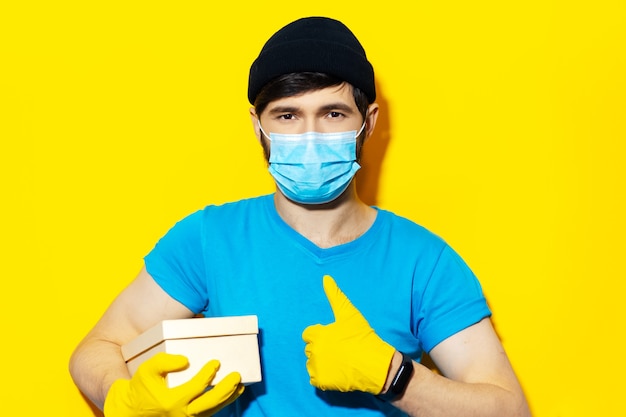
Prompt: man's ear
<box><xmin>364</xmin><ymin>103</ymin><xmax>379</xmax><ymax>142</ymax></box>
<box><xmin>249</xmin><ymin>107</ymin><xmax>262</xmax><ymax>143</ymax></box>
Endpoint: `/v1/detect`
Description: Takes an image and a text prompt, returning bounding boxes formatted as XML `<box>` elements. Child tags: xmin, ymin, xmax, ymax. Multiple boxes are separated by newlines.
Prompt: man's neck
<box><xmin>273</xmin><ymin>186</ymin><xmax>377</xmax><ymax>249</ymax></box>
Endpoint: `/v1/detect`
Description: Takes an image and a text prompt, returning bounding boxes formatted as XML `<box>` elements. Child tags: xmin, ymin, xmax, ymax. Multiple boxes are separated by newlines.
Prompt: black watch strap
<box><xmin>377</xmin><ymin>352</ymin><xmax>414</xmax><ymax>402</ymax></box>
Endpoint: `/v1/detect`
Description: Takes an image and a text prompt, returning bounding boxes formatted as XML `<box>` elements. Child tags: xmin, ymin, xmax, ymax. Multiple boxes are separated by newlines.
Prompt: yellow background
<box><xmin>1</xmin><ymin>1</ymin><xmax>624</xmax><ymax>416</ymax></box>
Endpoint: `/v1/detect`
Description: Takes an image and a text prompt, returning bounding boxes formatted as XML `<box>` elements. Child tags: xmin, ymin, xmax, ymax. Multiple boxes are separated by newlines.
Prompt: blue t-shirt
<box><xmin>144</xmin><ymin>194</ymin><xmax>490</xmax><ymax>417</ymax></box>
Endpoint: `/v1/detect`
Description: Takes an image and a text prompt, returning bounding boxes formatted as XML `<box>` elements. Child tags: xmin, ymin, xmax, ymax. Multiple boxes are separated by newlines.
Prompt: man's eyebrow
<box><xmin>267</xmin><ymin>105</ymin><xmax>300</xmax><ymax>115</ymax></box>
<box><xmin>318</xmin><ymin>102</ymin><xmax>355</xmax><ymax>114</ymax></box>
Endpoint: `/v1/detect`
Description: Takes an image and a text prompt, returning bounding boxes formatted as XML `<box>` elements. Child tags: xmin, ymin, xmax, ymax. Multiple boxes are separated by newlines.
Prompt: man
<box><xmin>70</xmin><ymin>16</ymin><xmax>531</xmax><ymax>417</ymax></box>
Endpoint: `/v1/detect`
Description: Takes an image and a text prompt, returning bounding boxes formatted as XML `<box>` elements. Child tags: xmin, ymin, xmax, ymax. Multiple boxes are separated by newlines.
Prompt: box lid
<box><xmin>121</xmin><ymin>315</ymin><xmax>258</xmax><ymax>362</ymax></box>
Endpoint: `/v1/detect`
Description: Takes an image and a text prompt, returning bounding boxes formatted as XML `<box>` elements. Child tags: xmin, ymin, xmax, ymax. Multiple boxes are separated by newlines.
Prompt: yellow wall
<box><xmin>1</xmin><ymin>2</ymin><xmax>624</xmax><ymax>416</ymax></box>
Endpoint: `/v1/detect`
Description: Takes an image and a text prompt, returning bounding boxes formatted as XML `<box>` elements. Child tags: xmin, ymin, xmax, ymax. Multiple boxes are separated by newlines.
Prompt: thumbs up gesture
<box><xmin>302</xmin><ymin>275</ymin><xmax>395</xmax><ymax>394</ymax></box>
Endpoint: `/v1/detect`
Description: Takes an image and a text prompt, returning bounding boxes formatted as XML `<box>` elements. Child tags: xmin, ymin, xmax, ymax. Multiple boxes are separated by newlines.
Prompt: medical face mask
<box><xmin>259</xmin><ymin>122</ymin><xmax>365</xmax><ymax>204</ymax></box>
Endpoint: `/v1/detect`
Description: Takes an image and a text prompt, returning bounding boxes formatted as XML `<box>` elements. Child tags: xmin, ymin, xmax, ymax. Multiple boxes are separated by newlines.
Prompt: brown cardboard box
<box><xmin>121</xmin><ymin>315</ymin><xmax>261</xmax><ymax>388</ymax></box>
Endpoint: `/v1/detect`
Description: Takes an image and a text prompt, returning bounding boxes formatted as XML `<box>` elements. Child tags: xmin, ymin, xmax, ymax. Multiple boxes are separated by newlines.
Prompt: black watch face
<box><xmin>391</xmin><ymin>355</ymin><xmax>414</xmax><ymax>394</ymax></box>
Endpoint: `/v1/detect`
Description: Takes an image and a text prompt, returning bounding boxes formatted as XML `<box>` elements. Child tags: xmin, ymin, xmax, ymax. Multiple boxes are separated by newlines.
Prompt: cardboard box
<box><xmin>122</xmin><ymin>315</ymin><xmax>261</xmax><ymax>388</ymax></box>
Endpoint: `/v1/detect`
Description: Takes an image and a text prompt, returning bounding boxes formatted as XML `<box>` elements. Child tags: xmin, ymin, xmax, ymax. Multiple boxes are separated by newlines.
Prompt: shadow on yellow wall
<box><xmin>357</xmin><ymin>82</ymin><xmax>392</xmax><ymax>207</ymax></box>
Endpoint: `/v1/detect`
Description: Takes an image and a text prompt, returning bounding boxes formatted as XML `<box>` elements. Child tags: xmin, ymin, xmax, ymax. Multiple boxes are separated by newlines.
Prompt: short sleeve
<box><xmin>144</xmin><ymin>210</ymin><xmax>208</xmax><ymax>313</ymax></box>
<box><xmin>416</xmin><ymin>245</ymin><xmax>491</xmax><ymax>353</ymax></box>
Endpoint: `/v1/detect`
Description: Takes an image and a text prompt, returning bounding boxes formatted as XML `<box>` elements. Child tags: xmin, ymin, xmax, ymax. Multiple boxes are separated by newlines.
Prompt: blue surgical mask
<box><xmin>259</xmin><ymin>122</ymin><xmax>366</xmax><ymax>204</ymax></box>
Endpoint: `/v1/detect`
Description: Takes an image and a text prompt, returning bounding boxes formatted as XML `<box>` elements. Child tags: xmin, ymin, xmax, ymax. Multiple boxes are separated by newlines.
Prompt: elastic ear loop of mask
<box><xmin>257</xmin><ymin>120</ymin><xmax>270</xmax><ymax>140</ymax></box>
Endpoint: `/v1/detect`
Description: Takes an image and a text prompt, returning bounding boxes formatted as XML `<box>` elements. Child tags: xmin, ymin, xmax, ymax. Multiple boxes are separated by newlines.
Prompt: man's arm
<box><xmin>69</xmin><ymin>267</ymin><xmax>194</xmax><ymax>410</ymax></box>
<box><xmin>303</xmin><ymin>276</ymin><xmax>530</xmax><ymax>416</ymax></box>
<box><xmin>387</xmin><ymin>318</ymin><xmax>531</xmax><ymax>417</ymax></box>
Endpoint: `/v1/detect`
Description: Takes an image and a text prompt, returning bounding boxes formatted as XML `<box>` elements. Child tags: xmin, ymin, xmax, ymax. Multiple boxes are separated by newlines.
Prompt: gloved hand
<box><xmin>302</xmin><ymin>275</ymin><xmax>395</xmax><ymax>394</ymax></box>
<box><xmin>104</xmin><ymin>352</ymin><xmax>244</xmax><ymax>417</ymax></box>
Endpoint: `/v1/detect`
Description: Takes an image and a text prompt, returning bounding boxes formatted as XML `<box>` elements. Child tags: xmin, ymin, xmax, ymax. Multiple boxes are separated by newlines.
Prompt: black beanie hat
<box><xmin>248</xmin><ymin>17</ymin><xmax>375</xmax><ymax>104</ymax></box>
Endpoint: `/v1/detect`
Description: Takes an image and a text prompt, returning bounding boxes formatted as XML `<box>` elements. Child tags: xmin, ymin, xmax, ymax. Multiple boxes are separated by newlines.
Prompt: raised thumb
<box><xmin>322</xmin><ymin>275</ymin><xmax>358</xmax><ymax>322</ymax></box>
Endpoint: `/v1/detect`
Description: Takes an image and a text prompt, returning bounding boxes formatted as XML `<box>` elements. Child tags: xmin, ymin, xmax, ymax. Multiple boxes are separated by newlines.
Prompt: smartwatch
<box><xmin>377</xmin><ymin>352</ymin><xmax>414</xmax><ymax>402</ymax></box>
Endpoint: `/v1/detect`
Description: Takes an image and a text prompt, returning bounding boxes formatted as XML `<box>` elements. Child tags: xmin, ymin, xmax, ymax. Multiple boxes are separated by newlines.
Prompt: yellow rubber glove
<box><xmin>302</xmin><ymin>275</ymin><xmax>395</xmax><ymax>394</ymax></box>
<box><xmin>104</xmin><ymin>352</ymin><xmax>244</xmax><ymax>417</ymax></box>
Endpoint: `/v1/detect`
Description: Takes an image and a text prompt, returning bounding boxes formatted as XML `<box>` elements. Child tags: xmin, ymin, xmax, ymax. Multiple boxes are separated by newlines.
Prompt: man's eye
<box><xmin>279</xmin><ymin>114</ymin><xmax>294</xmax><ymax>120</ymax></box>
<box><xmin>329</xmin><ymin>111</ymin><xmax>344</xmax><ymax>118</ymax></box>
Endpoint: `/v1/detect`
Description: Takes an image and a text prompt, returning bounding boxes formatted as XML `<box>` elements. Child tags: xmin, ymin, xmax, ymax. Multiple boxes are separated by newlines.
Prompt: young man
<box><xmin>70</xmin><ymin>17</ymin><xmax>531</xmax><ymax>417</ymax></box>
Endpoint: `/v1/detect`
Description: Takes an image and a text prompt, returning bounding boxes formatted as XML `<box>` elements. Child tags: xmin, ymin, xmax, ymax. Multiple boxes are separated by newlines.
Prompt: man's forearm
<box><xmin>390</xmin><ymin>361</ymin><xmax>531</xmax><ymax>417</ymax></box>
<box><xmin>69</xmin><ymin>338</ymin><xmax>131</xmax><ymax>410</ymax></box>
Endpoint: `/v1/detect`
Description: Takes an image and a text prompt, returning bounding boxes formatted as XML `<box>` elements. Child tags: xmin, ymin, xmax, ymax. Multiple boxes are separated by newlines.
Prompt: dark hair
<box><xmin>254</xmin><ymin>72</ymin><xmax>370</xmax><ymax>120</ymax></box>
